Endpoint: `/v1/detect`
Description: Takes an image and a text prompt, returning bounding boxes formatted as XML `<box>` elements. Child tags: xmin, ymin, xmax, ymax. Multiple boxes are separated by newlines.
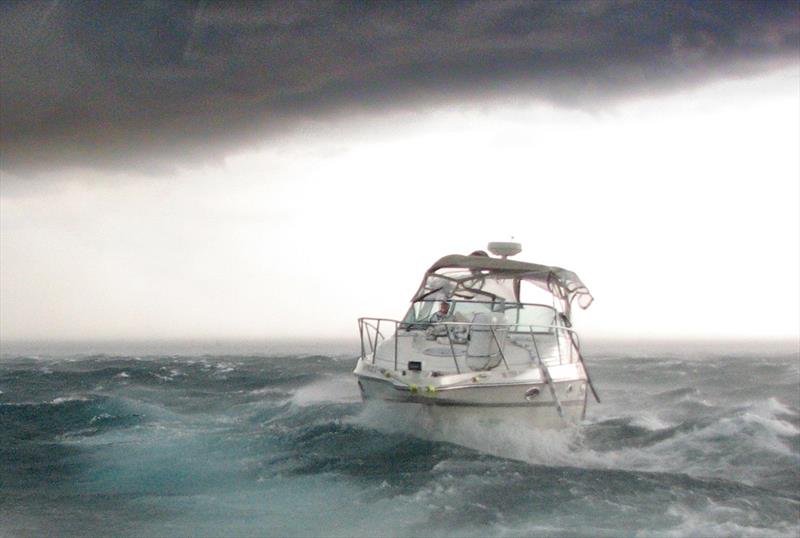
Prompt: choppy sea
<box><xmin>1</xmin><ymin>339</ymin><xmax>798</xmax><ymax>538</ymax></box>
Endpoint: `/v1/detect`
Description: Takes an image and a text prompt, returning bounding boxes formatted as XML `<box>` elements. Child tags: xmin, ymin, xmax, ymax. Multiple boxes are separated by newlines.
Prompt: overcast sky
<box><xmin>1</xmin><ymin>1</ymin><xmax>798</xmax><ymax>342</ymax></box>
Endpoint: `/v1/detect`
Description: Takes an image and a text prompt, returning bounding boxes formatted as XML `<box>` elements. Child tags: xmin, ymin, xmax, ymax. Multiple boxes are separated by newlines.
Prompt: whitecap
<box><xmin>290</xmin><ymin>375</ymin><xmax>361</xmax><ymax>407</ymax></box>
<box><xmin>51</xmin><ymin>396</ymin><xmax>90</xmax><ymax>404</ymax></box>
<box><xmin>629</xmin><ymin>413</ymin><xmax>675</xmax><ymax>431</ymax></box>
<box><xmin>248</xmin><ymin>387</ymin><xmax>289</xmax><ymax>398</ymax></box>
<box><xmin>58</xmin><ymin>427</ymin><xmax>98</xmax><ymax>440</ymax></box>
<box><xmin>765</xmin><ymin>396</ymin><xmax>798</xmax><ymax>416</ymax></box>
<box><xmin>214</xmin><ymin>362</ymin><xmax>236</xmax><ymax>373</ymax></box>
<box><xmin>580</xmin><ymin>397</ymin><xmax>800</xmax><ymax>480</ymax></box>
<box><xmin>647</xmin><ymin>501</ymin><xmax>797</xmax><ymax>538</ymax></box>
<box><xmin>741</xmin><ymin>410</ymin><xmax>799</xmax><ymax>437</ymax></box>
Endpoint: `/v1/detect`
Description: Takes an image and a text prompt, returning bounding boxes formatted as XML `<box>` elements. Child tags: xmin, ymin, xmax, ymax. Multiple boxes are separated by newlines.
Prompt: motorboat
<box><xmin>353</xmin><ymin>242</ymin><xmax>599</xmax><ymax>428</ymax></box>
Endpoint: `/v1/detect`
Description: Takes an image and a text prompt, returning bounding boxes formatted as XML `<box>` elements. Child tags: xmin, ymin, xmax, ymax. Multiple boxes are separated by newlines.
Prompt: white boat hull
<box><xmin>354</xmin><ymin>357</ymin><xmax>588</xmax><ymax>428</ymax></box>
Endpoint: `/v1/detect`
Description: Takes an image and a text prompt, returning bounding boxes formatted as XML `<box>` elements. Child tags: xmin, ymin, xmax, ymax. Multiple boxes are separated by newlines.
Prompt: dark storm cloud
<box><xmin>1</xmin><ymin>0</ymin><xmax>797</xmax><ymax>173</ymax></box>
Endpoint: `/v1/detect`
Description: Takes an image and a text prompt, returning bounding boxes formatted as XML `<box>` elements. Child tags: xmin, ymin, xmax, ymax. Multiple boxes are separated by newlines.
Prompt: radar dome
<box><xmin>488</xmin><ymin>241</ymin><xmax>522</xmax><ymax>258</ymax></box>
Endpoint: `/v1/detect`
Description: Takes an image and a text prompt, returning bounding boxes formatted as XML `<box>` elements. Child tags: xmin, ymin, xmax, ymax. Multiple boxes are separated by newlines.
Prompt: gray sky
<box><xmin>1</xmin><ymin>1</ymin><xmax>798</xmax><ymax>341</ymax></box>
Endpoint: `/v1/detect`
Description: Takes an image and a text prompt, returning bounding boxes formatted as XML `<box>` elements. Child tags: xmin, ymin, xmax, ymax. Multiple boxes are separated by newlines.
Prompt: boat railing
<box><xmin>358</xmin><ymin>317</ymin><xmax>581</xmax><ymax>374</ymax></box>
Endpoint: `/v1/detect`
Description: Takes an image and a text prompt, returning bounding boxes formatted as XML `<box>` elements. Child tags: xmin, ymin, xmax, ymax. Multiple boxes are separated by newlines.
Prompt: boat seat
<box><xmin>466</xmin><ymin>312</ymin><xmax>507</xmax><ymax>370</ymax></box>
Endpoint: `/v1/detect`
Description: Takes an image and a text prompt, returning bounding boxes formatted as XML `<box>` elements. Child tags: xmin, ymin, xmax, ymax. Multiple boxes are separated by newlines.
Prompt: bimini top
<box><xmin>412</xmin><ymin>253</ymin><xmax>593</xmax><ymax>314</ymax></box>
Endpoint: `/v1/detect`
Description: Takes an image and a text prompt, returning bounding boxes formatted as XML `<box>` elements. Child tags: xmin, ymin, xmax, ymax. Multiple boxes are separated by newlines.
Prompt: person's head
<box><xmin>439</xmin><ymin>302</ymin><xmax>450</xmax><ymax>314</ymax></box>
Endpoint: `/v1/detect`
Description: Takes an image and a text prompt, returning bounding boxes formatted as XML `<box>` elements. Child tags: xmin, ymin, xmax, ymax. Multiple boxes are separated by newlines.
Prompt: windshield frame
<box><xmin>402</xmin><ymin>299</ymin><xmax>559</xmax><ymax>332</ymax></box>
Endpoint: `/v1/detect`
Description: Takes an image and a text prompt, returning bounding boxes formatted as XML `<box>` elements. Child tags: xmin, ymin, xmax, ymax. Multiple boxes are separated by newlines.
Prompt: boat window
<box><xmin>403</xmin><ymin>301</ymin><xmax>435</xmax><ymax>324</ymax></box>
<box><xmin>513</xmin><ymin>304</ymin><xmax>557</xmax><ymax>331</ymax></box>
<box><xmin>451</xmin><ymin>300</ymin><xmax>494</xmax><ymax>320</ymax></box>
<box><xmin>519</xmin><ymin>280</ymin><xmax>558</xmax><ymax>307</ymax></box>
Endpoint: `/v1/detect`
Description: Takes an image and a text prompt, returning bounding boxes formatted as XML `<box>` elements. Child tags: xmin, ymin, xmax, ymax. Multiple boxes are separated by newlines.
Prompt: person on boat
<box><xmin>429</xmin><ymin>301</ymin><xmax>452</xmax><ymax>323</ymax></box>
<box><xmin>426</xmin><ymin>301</ymin><xmax>455</xmax><ymax>339</ymax></box>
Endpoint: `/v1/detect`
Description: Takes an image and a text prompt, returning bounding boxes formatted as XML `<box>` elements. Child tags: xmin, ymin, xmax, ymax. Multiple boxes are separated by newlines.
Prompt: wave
<box><xmin>346</xmin><ymin>393</ymin><xmax>799</xmax><ymax>499</ymax></box>
<box><xmin>2</xmin><ymin>351</ymin><xmax>798</xmax><ymax>538</ymax></box>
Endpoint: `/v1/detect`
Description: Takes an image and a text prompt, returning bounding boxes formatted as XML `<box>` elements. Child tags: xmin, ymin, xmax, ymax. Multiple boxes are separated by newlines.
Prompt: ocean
<box><xmin>1</xmin><ymin>340</ymin><xmax>798</xmax><ymax>537</ymax></box>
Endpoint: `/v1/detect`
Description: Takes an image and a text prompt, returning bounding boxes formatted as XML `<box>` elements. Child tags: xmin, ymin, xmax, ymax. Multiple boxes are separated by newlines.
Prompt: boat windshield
<box><xmin>403</xmin><ymin>300</ymin><xmax>557</xmax><ymax>331</ymax></box>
